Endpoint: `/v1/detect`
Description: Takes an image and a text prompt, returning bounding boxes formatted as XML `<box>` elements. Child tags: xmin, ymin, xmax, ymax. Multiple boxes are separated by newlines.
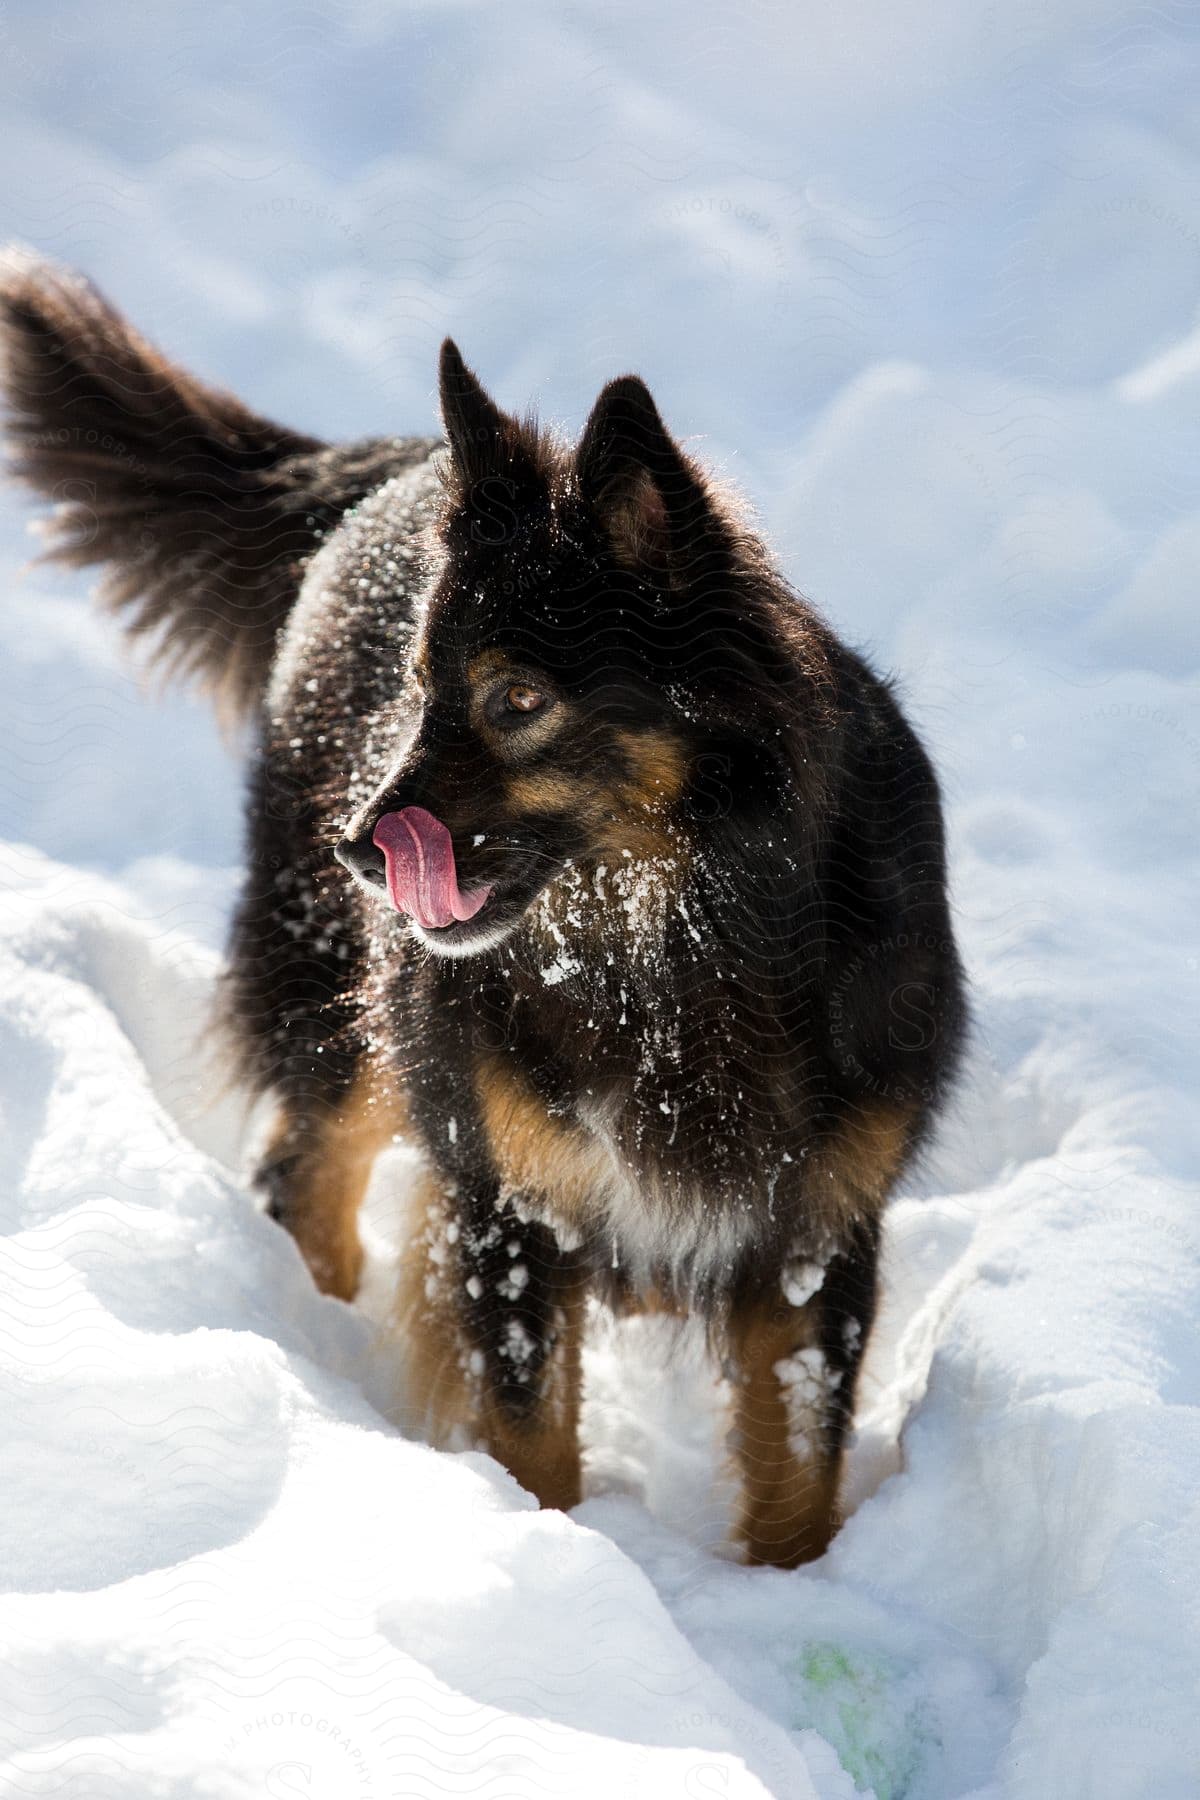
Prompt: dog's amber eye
<box><xmin>480</xmin><ymin>675</ymin><xmax>555</xmax><ymax>731</ymax></box>
<box><xmin>505</xmin><ymin>683</ymin><xmax>545</xmax><ymax>714</ymax></box>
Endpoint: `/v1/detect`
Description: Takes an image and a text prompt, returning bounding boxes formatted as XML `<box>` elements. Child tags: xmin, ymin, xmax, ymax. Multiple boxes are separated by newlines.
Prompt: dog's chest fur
<box><xmin>460</xmin><ymin>899</ymin><xmax>819</xmax><ymax>1300</ymax></box>
<box><xmin>474</xmin><ymin>1038</ymin><xmax>774</xmax><ymax>1296</ymax></box>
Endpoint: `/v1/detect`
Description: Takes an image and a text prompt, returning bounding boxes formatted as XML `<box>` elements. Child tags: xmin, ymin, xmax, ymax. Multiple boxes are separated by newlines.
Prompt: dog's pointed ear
<box><xmin>439</xmin><ymin>338</ymin><xmax>508</xmax><ymax>478</ymax></box>
<box><xmin>438</xmin><ymin>339</ymin><xmax>546</xmax><ymax>517</ymax></box>
<box><xmin>575</xmin><ymin>375</ymin><xmax>712</xmax><ymax>569</ymax></box>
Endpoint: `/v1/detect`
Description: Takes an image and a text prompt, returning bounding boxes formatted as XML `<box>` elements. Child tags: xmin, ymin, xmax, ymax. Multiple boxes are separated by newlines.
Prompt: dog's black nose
<box><xmin>335</xmin><ymin>834</ymin><xmax>386</xmax><ymax>887</ymax></box>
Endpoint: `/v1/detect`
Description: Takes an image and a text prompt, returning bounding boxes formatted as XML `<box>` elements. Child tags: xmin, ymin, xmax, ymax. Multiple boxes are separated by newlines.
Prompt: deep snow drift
<box><xmin>2</xmin><ymin>3</ymin><xmax>1199</xmax><ymax>1795</ymax></box>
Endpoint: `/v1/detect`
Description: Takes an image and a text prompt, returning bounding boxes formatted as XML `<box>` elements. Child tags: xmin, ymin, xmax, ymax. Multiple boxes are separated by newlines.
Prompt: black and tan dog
<box><xmin>0</xmin><ymin>252</ymin><xmax>966</xmax><ymax>1566</ymax></box>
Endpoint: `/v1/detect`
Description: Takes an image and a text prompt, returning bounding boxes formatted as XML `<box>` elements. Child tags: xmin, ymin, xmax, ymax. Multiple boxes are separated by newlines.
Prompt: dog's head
<box><xmin>0</xmin><ymin>256</ymin><xmax>828</xmax><ymax>961</ymax></box>
<box><xmin>337</xmin><ymin>341</ymin><xmax>827</xmax><ymax>957</ymax></box>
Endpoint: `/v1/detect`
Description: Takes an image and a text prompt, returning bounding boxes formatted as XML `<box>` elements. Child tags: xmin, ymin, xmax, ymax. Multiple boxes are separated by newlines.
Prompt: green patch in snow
<box><xmin>789</xmin><ymin>1640</ymin><xmax>935</xmax><ymax>1800</ymax></box>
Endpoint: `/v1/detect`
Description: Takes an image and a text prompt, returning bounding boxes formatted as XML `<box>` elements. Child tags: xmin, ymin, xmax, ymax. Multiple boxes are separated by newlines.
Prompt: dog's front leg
<box><xmin>395</xmin><ymin>1167</ymin><xmax>587</xmax><ymax>1511</ymax></box>
<box><xmin>725</xmin><ymin>1216</ymin><xmax>880</xmax><ymax>1567</ymax></box>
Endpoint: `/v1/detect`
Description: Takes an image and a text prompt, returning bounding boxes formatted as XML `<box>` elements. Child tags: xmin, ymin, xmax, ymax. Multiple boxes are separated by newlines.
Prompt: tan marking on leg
<box><xmin>826</xmin><ymin>1102</ymin><xmax>915</xmax><ymax>1201</ymax></box>
<box><xmin>394</xmin><ymin>1169</ymin><xmax>586</xmax><ymax>1510</ymax></box>
<box><xmin>475</xmin><ymin>1053</ymin><xmax>610</xmax><ymax>1232</ymax></box>
<box><xmin>475</xmin><ymin>1302</ymin><xmax>586</xmax><ymax>1510</ymax></box>
<box><xmin>726</xmin><ymin>1300</ymin><xmax>840</xmax><ymax>1568</ymax></box>
<box><xmin>722</xmin><ymin>1102</ymin><xmax>914</xmax><ymax>1567</ymax></box>
<box><xmin>265</xmin><ymin>1068</ymin><xmax>405</xmax><ymax>1300</ymax></box>
<box><xmin>805</xmin><ymin>1101</ymin><xmax>917</xmax><ymax>1238</ymax></box>
<box><xmin>394</xmin><ymin>1172</ymin><xmax>473</xmax><ymax>1435</ymax></box>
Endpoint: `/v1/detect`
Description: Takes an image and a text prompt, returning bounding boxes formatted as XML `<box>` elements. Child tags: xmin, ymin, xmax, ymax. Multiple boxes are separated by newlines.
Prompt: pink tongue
<box><xmin>372</xmin><ymin>806</ymin><xmax>492</xmax><ymax>929</ymax></box>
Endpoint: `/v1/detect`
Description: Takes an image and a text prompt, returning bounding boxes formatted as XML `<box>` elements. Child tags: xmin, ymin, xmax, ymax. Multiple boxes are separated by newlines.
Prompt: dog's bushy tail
<box><xmin>0</xmin><ymin>248</ymin><xmax>411</xmax><ymax>721</ymax></box>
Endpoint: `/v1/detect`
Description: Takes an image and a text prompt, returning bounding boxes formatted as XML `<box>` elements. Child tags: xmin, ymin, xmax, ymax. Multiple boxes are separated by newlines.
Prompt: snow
<box><xmin>1</xmin><ymin>3</ymin><xmax>1199</xmax><ymax>1794</ymax></box>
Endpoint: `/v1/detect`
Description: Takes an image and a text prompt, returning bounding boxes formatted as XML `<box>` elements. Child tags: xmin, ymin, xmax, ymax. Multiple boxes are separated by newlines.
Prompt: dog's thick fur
<box><xmin>0</xmin><ymin>251</ymin><xmax>966</xmax><ymax>1566</ymax></box>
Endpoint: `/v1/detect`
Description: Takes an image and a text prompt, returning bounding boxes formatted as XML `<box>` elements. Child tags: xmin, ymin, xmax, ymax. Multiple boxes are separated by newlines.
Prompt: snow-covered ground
<box><xmin>2</xmin><ymin>5</ymin><xmax>1199</xmax><ymax>1795</ymax></box>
